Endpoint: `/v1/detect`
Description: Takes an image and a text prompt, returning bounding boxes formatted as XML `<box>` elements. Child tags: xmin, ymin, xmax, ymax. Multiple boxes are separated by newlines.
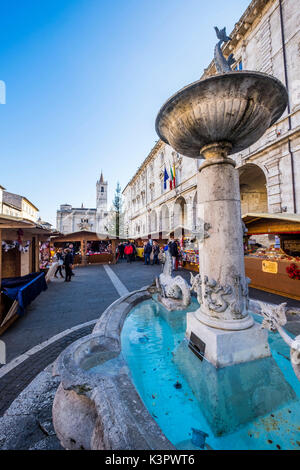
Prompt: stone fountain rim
<box><xmin>53</xmin><ymin>287</ymin><xmax>152</xmax><ymax>389</ymax></box>
<box><xmin>155</xmin><ymin>70</ymin><xmax>288</xmax><ymax>147</ymax></box>
<box><xmin>52</xmin><ymin>285</ymin><xmax>175</xmax><ymax>450</ymax></box>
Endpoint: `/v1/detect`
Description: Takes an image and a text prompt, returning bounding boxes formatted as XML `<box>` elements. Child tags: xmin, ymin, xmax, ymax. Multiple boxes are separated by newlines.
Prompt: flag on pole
<box><xmin>169</xmin><ymin>163</ymin><xmax>173</xmax><ymax>190</ymax></box>
<box><xmin>172</xmin><ymin>163</ymin><xmax>176</xmax><ymax>187</ymax></box>
<box><xmin>163</xmin><ymin>166</ymin><xmax>169</xmax><ymax>190</ymax></box>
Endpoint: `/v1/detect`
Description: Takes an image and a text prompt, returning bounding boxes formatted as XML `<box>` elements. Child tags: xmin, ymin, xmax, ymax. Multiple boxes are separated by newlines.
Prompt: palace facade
<box><xmin>123</xmin><ymin>0</ymin><xmax>300</xmax><ymax>240</ymax></box>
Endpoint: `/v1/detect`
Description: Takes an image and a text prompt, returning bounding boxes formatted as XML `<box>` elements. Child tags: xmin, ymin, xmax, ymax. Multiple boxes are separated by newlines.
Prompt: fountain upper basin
<box><xmin>155</xmin><ymin>71</ymin><xmax>288</xmax><ymax>158</ymax></box>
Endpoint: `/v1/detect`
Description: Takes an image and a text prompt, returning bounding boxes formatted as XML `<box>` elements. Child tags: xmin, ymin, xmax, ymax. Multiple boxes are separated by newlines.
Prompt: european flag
<box><xmin>164</xmin><ymin>167</ymin><xmax>169</xmax><ymax>190</ymax></box>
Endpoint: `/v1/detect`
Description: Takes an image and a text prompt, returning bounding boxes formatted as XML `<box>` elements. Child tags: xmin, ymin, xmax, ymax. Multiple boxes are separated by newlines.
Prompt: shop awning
<box><xmin>51</xmin><ymin>230</ymin><xmax>117</xmax><ymax>243</ymax></box>
<box><xmin>0</xmin><ymin>215</ymin><xmax>53</xmax><ymax>236</ymax></box>
<box><xmin>0</xmin><ymin>215</ymin><xmax>35</xmax><ymax>229</ymax></box>
<box><xmin>166</xmin><ymin>225</ymin><xmax>195</xmax><ymax>238</ymax></box>
<box><xmin>242</xmin><ymin>213</ymin><xmax>300</xmax><ymax>235</ymax></box>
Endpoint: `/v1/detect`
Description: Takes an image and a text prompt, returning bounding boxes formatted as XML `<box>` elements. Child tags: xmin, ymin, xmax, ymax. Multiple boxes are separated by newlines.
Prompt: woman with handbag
<box><xmin>54</xmin><ymin>248</ymin><xmax>64</xmax><ymax>279</ymax></box>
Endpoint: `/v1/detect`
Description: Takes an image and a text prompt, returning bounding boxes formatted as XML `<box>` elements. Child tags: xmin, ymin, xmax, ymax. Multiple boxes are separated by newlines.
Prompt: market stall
<box><xmin>133</xmin><ymin>236</ymin><xmax>168</xmax><ymax>260</ymax></box>
<box><xmin>181</xmin><ymin>238</ymin><xmax>199</xmax><ymax>272</ymax></box>
<box><xmin>243</xmin><ymin>213</ymin><xmax>300</xmax><ymax>300</ymax></box>
<box><xmin>51</xmin><ymin>230</ymin><xmax>117</xmax><ymax>265</ymax></box>
<box><xmin>169</xmin><ymin>228</ymin><xmax>199</xmax><ymax>272</ymax></box>
<box><xmin>0</xmin><ymin>215</ymin><xmax>53</xmax><ymax>334</ymax></box>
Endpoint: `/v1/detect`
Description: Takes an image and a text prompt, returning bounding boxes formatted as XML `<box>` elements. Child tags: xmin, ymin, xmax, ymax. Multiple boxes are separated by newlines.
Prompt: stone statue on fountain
<box><xmin>156</xmin><ymin>249</ymin><xmax>191</xmax><ymax>311</ymax></box>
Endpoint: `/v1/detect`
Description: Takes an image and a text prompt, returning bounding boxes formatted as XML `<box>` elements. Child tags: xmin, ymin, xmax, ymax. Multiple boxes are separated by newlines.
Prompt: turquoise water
<box><xmin>120</xmin><ymin>298</ymin><xmax>300</xmax><ymax>450</ymax></box>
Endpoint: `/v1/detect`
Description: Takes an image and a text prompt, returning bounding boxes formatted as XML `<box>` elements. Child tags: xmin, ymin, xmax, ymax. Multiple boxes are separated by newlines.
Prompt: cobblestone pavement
<box><xmin>0</xmin><ymin>260</ymin><xmax>299</xmax><ymax>421</ymax></box>
<box><xmin>0</xmin><ymin>324</ymin><xmax>94</xmax><ymax>418</ymax></box>
<box><xmin>1</xmin><ymin>264</ymin><xmax>120</xmax><ymax>364</ymax></box>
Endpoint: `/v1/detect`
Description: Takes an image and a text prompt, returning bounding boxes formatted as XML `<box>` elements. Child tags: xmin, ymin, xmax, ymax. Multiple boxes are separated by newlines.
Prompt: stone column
<box><xmin>186</xmin><ymin>195</ymin><xmax>194</xmax><ymax>232</ymax></box>
<box><xmin>186</xmin><ymin>142</ymin><xmax>270</xmax><ymax>367</ymax></box>
<box><xmin>197</xmin><ymin>142</ymin><xmax>253</xmax><ymax>330</ymax></box>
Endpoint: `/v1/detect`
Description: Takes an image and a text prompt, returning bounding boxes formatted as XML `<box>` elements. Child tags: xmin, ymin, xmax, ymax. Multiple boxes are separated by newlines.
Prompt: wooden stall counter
<box><xmin>245</xmin><ymin>256</ymin><xmax>300</xmax><ymax>301</ymax></box>
<box><xmin>86</xmin><ymin>253</ymin><xmax>113</xmax><ymax>264</ymax></box>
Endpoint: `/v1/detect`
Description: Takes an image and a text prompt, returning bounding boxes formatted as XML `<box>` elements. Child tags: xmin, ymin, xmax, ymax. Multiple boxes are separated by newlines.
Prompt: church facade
<box><xmin>56</xmin><ymin>173</ymin><xmax>109</xmax><ymax>235</ymax></box>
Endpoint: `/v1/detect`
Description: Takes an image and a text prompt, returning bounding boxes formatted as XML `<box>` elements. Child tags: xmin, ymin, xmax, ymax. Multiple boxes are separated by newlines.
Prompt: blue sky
<box><xmin>0</xmin><ymin>0</ymin><xmax>250</xmax><ymax>226</ymax></box>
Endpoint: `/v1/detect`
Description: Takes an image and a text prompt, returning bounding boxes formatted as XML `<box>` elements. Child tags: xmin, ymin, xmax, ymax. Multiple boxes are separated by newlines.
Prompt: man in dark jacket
<box><xmin>169</xmin><ymin>238</ymin><xmax>178</xmax><ymax>271</ymax></box>
<box><xmin>64</xmin><ymin>248</ymin><xmax>74</xmax><ymax>282</ymax></box>
<box><xmin>143</xmin><ymin>241</ymin><xmax>152</xmax><ymax>265</ymax></box>
<box><xmin>119</xmin><ymin>243</ymin><xmax>125</xmax><ymax>260</ymax></box>
<box><xmin>130</xmin><ymin>241</ymin><xmax>137</xmax><ymax>262</ymax></box>
<box><xmin>152</xmin><ymin>241</ymin><xmax>160</xmax><ymax>265</ymax></box>
<box><xmin>68</xmin><ymin>243</ymin><xmax>75</xmax><ymax>276</ymax></box>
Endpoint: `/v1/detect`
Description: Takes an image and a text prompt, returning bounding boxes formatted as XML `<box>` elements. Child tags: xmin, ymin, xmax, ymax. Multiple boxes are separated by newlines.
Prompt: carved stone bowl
<box><xmin>155</xmin><ymin>71</ymin><xmax>288</xmax><ymax>158</ymax></box>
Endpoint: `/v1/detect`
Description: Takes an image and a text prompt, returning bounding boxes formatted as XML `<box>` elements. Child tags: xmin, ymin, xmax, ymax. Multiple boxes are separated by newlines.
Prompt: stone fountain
<box><xmin>155</xmin><ymin>27</ymin><xmax>288</xmax><ymax>368</ymax></box>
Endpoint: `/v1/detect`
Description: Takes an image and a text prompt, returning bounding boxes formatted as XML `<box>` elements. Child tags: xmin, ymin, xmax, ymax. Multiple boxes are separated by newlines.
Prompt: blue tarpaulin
<box><xmin>1</xmin><ymin>272</ymin><xmax>48</xmax><ymax>315</ymax></box>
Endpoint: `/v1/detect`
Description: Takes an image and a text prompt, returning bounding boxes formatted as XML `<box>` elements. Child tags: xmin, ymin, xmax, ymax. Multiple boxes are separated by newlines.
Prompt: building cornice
<box><xmin>22</xmin><ymin>197</ymin><xmax>39</xmax><ymax>212</ymax></box>
<box><xmin>128</xmin><ymin>178</ymin><xmax>198</xmax><ymax>223</ymax></box>
<box><xmin>122</xmin><ymin>140</ymin><xmax>165</xmax><ymax>194</ymax></box>
<box><xmin>240</xmin><ymin>125</ymin><xmax>300</xmax><ymax>164</ymax></box>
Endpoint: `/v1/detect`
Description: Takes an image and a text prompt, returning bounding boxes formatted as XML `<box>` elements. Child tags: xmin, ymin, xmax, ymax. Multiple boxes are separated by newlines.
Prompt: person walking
<box><xmin>130</xmin><ymin>241</ymin><xmax>137</xmax><ymax>262</ymax></box>
<box><xmin>117</xmin><ymin>242</ymin><xmax>122</xmax><ymax>261</ymax></box>
<box><xmin>169</xmin><ymin>237</ymin><xmax>179</xmax><ymax>271</ymax></box>
<box><xmin>54</xmin><ymin>248</ymin><xmax>64</xmax><ymax>278</ymax></box>
<box><xmin>119</xmin><ymin>242</ymin><xmax>125</xmax><ymax>261</ymax></box>
<box><xmin>64</xmin><ymin>248</ymin><xmax>74</xmax><ymax>282</ymax></box>
<box><xmin>124</xmin><ymin>242</ymin><xmax>133</xmax><ymax>263</ymax></box>
<box><xmin>68</xmin><ymin>243</ymin><xmax>75</xmax><ymax>277</ymax></box>
<box><xmin>143</xmin><ymin>241</ymin><xmax>152</xmax><ymax>265</ymax></box>
<box><xmin>152</xmin><ymin>241</ymin><xmax>160</xmax><ymax>265</ymax></box>
<box><xmin>116</xmin><ymin>244</ymin><xmax>120</xmax><ymax>263</ymax></box>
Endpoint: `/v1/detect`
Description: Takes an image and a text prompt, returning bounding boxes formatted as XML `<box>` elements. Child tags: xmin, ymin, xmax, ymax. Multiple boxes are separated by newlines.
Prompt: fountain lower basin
<box><xmin>52</xmin><ymin>288</ymin><xmax>175</xmax><ymax>451</ymax></box>
<box><xmin>52</xmin><ymin>288</ymin><xmax>300</xmax><ymax>450</ymax></box>
<box><xmin>121</xmin><ymin>298</ymin><xmax>300</xmax><ymax>450</ymax></box>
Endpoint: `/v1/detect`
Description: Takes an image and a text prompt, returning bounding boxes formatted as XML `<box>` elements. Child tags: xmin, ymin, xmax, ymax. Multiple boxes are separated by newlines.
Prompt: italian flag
<box><xmin>170</xmin><ymin>163</ymin><xmax>176</xmax><ymax>188</ymax></box>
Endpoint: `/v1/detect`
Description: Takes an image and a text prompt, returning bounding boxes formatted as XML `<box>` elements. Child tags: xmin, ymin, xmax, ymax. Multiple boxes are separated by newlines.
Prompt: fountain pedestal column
<box><xmin>186</xmin><ymin>142</ymin><xmax>270</xmax><ymax>367</ymax></box>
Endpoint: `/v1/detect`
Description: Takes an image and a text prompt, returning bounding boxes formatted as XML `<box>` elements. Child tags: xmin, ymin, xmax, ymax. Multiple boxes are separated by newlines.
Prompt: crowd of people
<box><xmin>53</xmin><ymin>238</ymin><xmax>182</xmax><ymax>279</ymax></box>
<box><xmin>116</xmin><ymin>241</ymin><xmax>137</xmax><ymax>264</ymax></box>
<box><xmin>116</xmin><ymin>237</ymin><xmax>181</xmax><ymax>270</ymax></box>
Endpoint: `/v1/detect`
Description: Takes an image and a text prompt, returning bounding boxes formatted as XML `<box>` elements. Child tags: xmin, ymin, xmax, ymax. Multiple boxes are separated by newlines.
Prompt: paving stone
<box><xmin>29</xmin><ymin>435</ymin><xmax>64</xmax><ymax>450</ymax></box>
<box><xmin>0</xmin><ymin>415</ymin><xmax>44</xmax><ymax>450</ymax></box>
<box><xmin>1</xmin><ymin>265</ymin><xmax>119</xmax><ymax>364</ymax></box>
<box><xmin>0</xmin><ymin>366</ymin><xmax>63</xmax><ymax>450</ymax></box>
<box><xmin>0</xmin><ymin>324</ymin><xmax>95</xmax><ymax>417</ymax></box>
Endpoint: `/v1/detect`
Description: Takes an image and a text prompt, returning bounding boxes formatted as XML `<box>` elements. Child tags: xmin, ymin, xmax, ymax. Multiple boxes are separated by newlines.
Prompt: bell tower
<box><xmin>96</xmin><ymin>172</ymin><xmax>108</xmax><ymax>234</ymax></box>
<box><xmin>96</xmin><ymin>172</ymin><xmax>108</xmax><ymax>212</ymax></box>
